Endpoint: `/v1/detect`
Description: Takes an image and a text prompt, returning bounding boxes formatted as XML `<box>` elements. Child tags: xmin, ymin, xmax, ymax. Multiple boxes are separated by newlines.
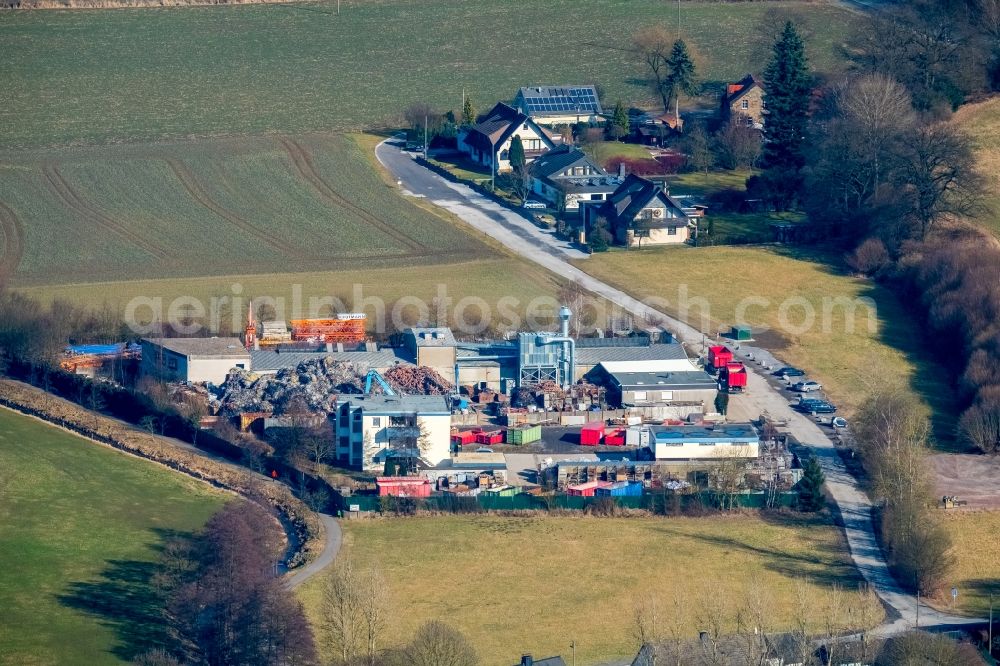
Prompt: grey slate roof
<box><xmin>463</xmin><ymin>102</ymin><xmax>554</xmax><ymax>154</ymax></box>
<box><xmin>143</xmin><ymin>337</ymin><xmax>249</xmax><ymax>359</ymax></box>
<box><xmin>575</xmin><ymin>343</ymin><xmax>688</xmax><ymax>365</ymax></box>
<box><xmin>250</xmin><ymin>349</ymin><xmax>410</xmax><ymax>373</ymax></box>
<box><xmin>529</xmin><ymin>145</ymin><xmax>603</xmax><ymax>179</ymax></box>
<box><xmin>610</xmin><ymin>370</ymin><xmax>718</xmax><ymax>391</ymax></box>
<box><xmin>606</xmin><ymin>174</ymin><xmax>689</xmax><ymax>228</ymax></box>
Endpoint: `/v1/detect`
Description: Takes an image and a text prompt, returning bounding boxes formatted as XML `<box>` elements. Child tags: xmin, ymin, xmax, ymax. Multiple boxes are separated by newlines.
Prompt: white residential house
<box><xmin>140</xmin><ymin>337</ymin><xmax>250</xmax><ymax>385</ymax></box>
<box><xmin>333</xmin><ymin>395</ymin><xmax>451</xmax><ymax>471</ymax></box>
<box><xmin>583</xmin><ymin>174</ymin><xmax>694</xmax><ymax>247</ymax></box>
<box><xmin>512</xmin><ymin>85</ymin><xmax>604</xmax><ymax>126</ymax></box>
<box><xmin>458</xmin><ymin>102</ymin><xmax>556</xmax><ymax>174</ymax></box>
<box><xmin>529</xmin><ymin>145</ymin><xmax>622</xmax><ymax>213</ymax></box>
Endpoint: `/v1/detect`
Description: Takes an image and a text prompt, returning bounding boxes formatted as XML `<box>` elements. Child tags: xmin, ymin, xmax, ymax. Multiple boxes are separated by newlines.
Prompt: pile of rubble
<box><xmin>214</xmin><ymin>358</ymin><xmax>454</xmax><ymax>416</ymax></box>
<box><xmin>384</xmin><ymin>365</ymin><xmax>452</xmax><ymax>395</ymax></box>
<box><xmin>216</xmin><ymin>358</ymin><xmax>370</xmax><ymax>416</ymax></box>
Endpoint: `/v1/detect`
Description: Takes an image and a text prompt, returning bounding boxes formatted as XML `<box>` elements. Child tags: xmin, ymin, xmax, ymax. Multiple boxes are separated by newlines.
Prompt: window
<box><xmin>573</xmin><ymin>166</ymin><xmax>584</xmax><ymax>176</ymax></box>
<box><xmin>660</xmin><ymin>391</ymin><xmax>673</xmax><ymax>400</ymax></box>
<box><xmin>371</xmin><ymin>417</ymin><xmax>381</xmax><ymax>427</ymax></box>
<box><xmin>741</xmin><ymin>99</ymin><xmax>749</xmax><ymax>110</ymax></box>
<box><xmin>167</xmin><ymin>357</ymin><xmax>177</xmax><ymax>370</ymax></box>
<box><xmin>339</xmin><ymin>436</ymin><xmax>349</xmax><ymax>448</ymax></box>
<box><xmin>633</xmin><ymin>391</ymin><xmax>647</xmax><ymax>401</ymax></box>
<box><xmin>235</xmin><ymin>363</ymin><xmax>245</xmax><ymax>370</ymax></box>
<box><xmin>668</xmin><ymin>226</ymin><xmax>678</xmax><ymax>235</ymax></box>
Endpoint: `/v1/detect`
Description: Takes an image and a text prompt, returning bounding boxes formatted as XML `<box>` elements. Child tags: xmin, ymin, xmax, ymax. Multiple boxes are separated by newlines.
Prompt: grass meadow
<box><xmin>575</xmin><ymin>246</ymin><xmax>955</xmax><ymax>430</ymax></box>
<box><xmin>0</xmin><ymin>408</ymin><xmax>226</xmax><ymax>666</ymax></box>
<box><xmin>0</xmin><ymin>0</ymin><xmax>858</xmax><ymax>149</ymax></box>
<box><xmin>953</xmin><ymin>97</ymin><xmax>1000</xmax><ymax>239</ymax></box>
<box><xmin>934</xmin><ymin>510</ymin><xmax>1000</xmax><ymax>617</ymax></box>
<box><xmin>296</xmin><ymin>513</ymin><xmax>882</xmax><ymax>666</ymax></box>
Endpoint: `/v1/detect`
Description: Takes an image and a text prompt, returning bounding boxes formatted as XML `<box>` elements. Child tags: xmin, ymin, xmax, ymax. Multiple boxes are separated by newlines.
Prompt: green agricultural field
<box><xmin>576</xmin><ymin>246</ymin><xmax>955</xmax><ymax>430</ymax></box>
<box><xmin>0</xmin><ymin>408</ymin><xmax>227</xmax><ymax>666</ymax></box>
<box><xmin>296</xmin><ymin>514</ymin><xmax>882</xmax><ymax>666</ymax></box>
<box><xmin>0</xmin><ymin>134</ymin><xmax>495</xmax><ymax>287</ymax></box>
<box><xmin>953</xmin><ymin>97</ymin><xmax>1000</xmax><ymax>239</ymax></box>
<box><xmin>0</xmin><ymin>0</ymin><xmax>858</xmax><ymax>149</ymax></box>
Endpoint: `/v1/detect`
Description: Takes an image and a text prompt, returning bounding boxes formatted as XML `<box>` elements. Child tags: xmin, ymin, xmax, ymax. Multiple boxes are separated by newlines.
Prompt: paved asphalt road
<box><xmin>376</xmin><ymin>138</ymin><xmax>984</xmax><ymax>633</ymax></box>
<box><xmin>284</xmin><ymin>513</ymin><xmax>343</xmax><ymax>591</ymax></box>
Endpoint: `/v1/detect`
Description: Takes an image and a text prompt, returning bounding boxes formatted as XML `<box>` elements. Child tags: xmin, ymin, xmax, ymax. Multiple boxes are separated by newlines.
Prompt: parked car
<box><xmin>831</xmin><ymin>416</ymin><xmax>848</xmax><ymax>428</ymax></box>
<box><xmin>522</xmin><ymin>199</ymin><xmax>547</xmax><ymax>210</ymax></box>
<box><xmin>794</xmin><ymin>399</ymin><xmax>837</xmax><ymax>414</ymax></box>
<box><xmin>792</xmin><ymin>380</ymin><xmax>823</xmax><ymax>392</ymax></box>
<box><xmin>774</xmin><ymin>367</ymin><xmax>805</xmax><ymax>378</ymax></box>
<box><xmin>475</xmin><ymin>447</ymin><xmax>494</xmax><ymax>453</ymax></box>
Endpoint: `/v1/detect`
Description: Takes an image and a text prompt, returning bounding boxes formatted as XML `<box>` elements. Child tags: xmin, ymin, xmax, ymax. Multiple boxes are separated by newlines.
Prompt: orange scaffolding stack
<box><xmin>289</xmin><ymin>314</ymin><xmax>367</xmax><ymax>343</ymax></box>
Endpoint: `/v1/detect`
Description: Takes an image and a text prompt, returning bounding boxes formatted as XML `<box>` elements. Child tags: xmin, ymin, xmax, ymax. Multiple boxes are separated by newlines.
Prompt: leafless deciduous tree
<box><xmin>958</xmin><ymin>402</ymin><xmax>1000</xmax><ymax>454</ymax></box>
<box><xmin>633</xmin><ymin>26</ymin><xmax>675</xmax><ymax>112</ymax></box>
<box><xmin>324</xmin><ymin>560</ymin><xmax>365</xmax><ymax>663</ymax></box>
<box><xmin>835</xmin><ymin>73</ymin><xmax>914</xmax><ymax>191</ymax></box>
<box><xmin>400</xmin><ymin>621</ymin><xmax>477</xmax><ymax>666</ymax></box>
<box><xmin>892</xmin><ymin>122</ymin><xmax>985</xmax><ymax>238</ymax></box>
<box><xmin>714</xmin><ymin>121</ymin><xmax>762</xmax><ymax>171</ymax></box>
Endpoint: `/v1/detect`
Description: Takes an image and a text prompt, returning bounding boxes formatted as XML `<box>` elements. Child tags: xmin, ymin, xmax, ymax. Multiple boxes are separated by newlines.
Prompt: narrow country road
<box><xmin>375</xmin><ymin>138</ymin><xmax>984</xmax><ymax>633</ymax></box>
<box><xmin>284</xmin><ymin>513</ymin><xmax>342</xmax><ymax>591</ymax></box>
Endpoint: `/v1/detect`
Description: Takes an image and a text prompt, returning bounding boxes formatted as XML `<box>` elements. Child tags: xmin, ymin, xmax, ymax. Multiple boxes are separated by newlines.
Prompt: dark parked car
<box><xmin>774</xmin><ymin>367</ymin><xmax>806</xmax><ymax>378</ymax></box>
<box><xmin>794</xmin><ymin>399</ymin><xmax>837</xmax><ymax>414</ymax></box>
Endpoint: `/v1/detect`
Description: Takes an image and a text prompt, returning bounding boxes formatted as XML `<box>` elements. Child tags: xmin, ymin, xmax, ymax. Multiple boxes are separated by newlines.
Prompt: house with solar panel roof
<box><xmin>512</xmin><ymin>85</ymin><xmax>604</xmax><ymax>126</ymax></box>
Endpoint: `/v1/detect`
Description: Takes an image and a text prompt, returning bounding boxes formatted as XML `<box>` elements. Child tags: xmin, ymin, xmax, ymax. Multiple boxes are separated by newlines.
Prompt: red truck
<box><xmin>721</xmin><ymin>362</ymin><xmax>748</xmax><ymax>394</ymax></box>
<box><xmin>708</xmin><ymin>345</ymin><xmax>734</xmax><ymax>373</ymax></box>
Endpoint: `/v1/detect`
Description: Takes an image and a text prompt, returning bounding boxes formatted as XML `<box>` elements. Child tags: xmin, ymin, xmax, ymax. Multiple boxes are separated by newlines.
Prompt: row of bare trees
<box><xmin>138</xmin><ymin>501</ymin><xmax>317</xmax><ymax>666</ymax></box>
<box><xmin>633</xmin><ymin>579</ymin><xmax>882</xmax><ymax>666</ymax></box>
<box><xmin>322</xmin><ymin>559</ymin><xmax>477</xmax><ymax>666</ymax></box>
<box><xmin>852</xmin><ymin>377</ymin><xmax>955</xmax><ymax>595</ymax></box>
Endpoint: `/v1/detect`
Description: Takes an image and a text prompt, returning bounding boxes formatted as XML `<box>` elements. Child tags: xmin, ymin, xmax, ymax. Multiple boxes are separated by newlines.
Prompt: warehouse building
<box><xmin>586</xmin><ymin>360</ymin><xmax>717</xmax><ymax>408</ymax></box>
<box><xmin>333</xmin><ymin>395</ymin><xmax>451</xmax><ymax>471</ymax></box>
<box><xmin>141</xmin><ymin>337</ymin><xmax>250</xmax><ymax>385</ymax></box>
<box><xmin>650</xmin><ymin>423</ymin><xmax>759</xmax><ymax>460</ymax></box>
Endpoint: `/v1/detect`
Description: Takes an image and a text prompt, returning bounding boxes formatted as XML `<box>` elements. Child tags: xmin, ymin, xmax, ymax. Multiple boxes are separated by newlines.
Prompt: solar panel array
<box><xmin>520</xmin><ymin>87</ymin><xmax>601</xmax><ymax>115</ymax></box>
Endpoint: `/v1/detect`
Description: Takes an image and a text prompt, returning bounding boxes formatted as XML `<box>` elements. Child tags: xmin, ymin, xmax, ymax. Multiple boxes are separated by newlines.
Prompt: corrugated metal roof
<box><xmin>250</xmin><ymin>349</ymin><xmax>409</xmax><ymax>373</ymax></box>
<box><xmin>143</xmin><ymin>337</ymin><xmax>249</xmax><ymax>358</ymax></box>
<box><xmin>576</xmin><ymin>344</ymin><xmax>688</xmax><ymax>365</ymax></box>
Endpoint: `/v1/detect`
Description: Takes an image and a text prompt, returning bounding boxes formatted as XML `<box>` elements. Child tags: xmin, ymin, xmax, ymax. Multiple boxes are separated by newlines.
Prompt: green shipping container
<box><xmin>506</xmin><ymin>424</ymin><xmax>542</xmax><ymax>445</ymax></box>
<box><xmin>731</xmin><ymin>324</ymin><xmax>753</xmax><ymax>341</ymax></box>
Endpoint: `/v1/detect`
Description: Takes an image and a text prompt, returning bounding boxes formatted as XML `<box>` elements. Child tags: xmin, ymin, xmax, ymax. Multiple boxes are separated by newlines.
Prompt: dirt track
<box><xmin>0</xmin><ymin>201</ymin><xmax>25</xmax><ymax>283</ymax></box>
<box><xmin>41</xmin><ymin>163</ymin><xmax>171</xmax><ymax>260</ymax></box>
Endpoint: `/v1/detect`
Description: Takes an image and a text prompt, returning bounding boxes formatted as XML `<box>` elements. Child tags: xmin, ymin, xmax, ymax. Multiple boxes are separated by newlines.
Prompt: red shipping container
<box><xmin>580</xmin><ymin>422</ymin><xmax>605</xmax><ymax>446</ymax></box>
<box><xmin>376</xmin><ymin>477</ymin><xmax>432</xmax><ymax>498</ymax></box>
<box><xmin>567</xmin><ymin>481</ymin><xmax>600</xmax><ymax>496</ymax></box>
<box><xmin>475</xmin><ymin>430</ymin><xmax>503</xmax><ymax>445</ymax></box>
<box><xmin>451</xmin><ymin>430</ymin><xmax>477</xmax><ymax>446</ymax></box>
<box><xmin>604</xmin><ymin>428</ymin><xmax>626</xmax><ymax>446</ymax></box>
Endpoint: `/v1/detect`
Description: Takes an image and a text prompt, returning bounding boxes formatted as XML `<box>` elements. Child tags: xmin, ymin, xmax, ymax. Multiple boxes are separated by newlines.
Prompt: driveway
<box><xmin>375</xmin><ymin>138</ymin><xmax>984</xmax><ymax>632</ymax></box>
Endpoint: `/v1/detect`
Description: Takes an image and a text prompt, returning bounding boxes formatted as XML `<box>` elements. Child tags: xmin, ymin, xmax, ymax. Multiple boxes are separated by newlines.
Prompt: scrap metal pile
<box><xmin>216</xmin><ymin>358</ymin><xmax>371</xmax><ymax>416</ymax></box>
<box><xmin>215</xmin><ymin>358</ymin><xmax>453</xmax><ymax>416</ymax></box>
<box><xmin>383</xmin><ymin>365</ymin><xmax>452</xmax><ymax>395</ymax></box>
